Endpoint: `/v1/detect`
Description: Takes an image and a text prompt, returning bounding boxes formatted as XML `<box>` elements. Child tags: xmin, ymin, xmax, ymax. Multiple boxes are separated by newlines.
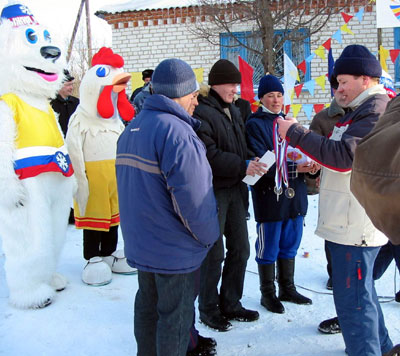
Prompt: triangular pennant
<box><xmin>315</xmin><ymin>75</ymin><xmax>326</xmax><ymax>91</ymax></box>
<box><xmin>313</xmin><ymin>104</ymin><xmax>325</xmax><ymax>114</ymax></box>
<box><xmin>297</xmin><ymin>60</ymin><xmax>307</xmax><ymax>75</ymax></box>
<box><xmin>390</xmin><ymin>49</ymin><xmax>400</xmax><ymax>63</ymax></box>
<box><xmin>325</xmin><ymin>103</ymin><xmax>331</xmax><ymax>108</ymax></box>
<box><xmin>322</xmin><ymin>38</ymin><xmax>331</xmax><ymax>51</ymax></box>
<box><xmin>302</xmin><ymin>104</ymin><xmax>314</xmax><ymax>120</ymax></box>
<box><xmin>291</xmin><ymin>104</ymin><xmax>302</xmax><ymax>118</ymax></box>
<box><xmin>355</xmin><ymin>7</ymin><xmax>364</xmax><ymax>22</ymax></box>
<box><xmin>251</xmin><ymin>102</ymin><xmax>259</xmax><ymax>113</ymax></box>
<box><xmin>379</xmin><ymin>45</ymin><xmax>389</xmax><ymax>72</ymax></box>
<box><xmin>341</xmin><ymin>23</ymin><xmax>354</xmax><ymax>36</ymax></box>
<box><xmin>305</xmin><ymin>53</ymin><xmax>316</xmax><ymax>63</ymax></box>
<box><xmin>332</xmin><ymin>29</ymin><xmax>342</xmax><ymax>44</ymax></box>
<box><xmin>304</xmin><ymin>80</ymin><xmax>315</xmax><ymax>96</ymax></box>
<box><xmin>294</xmin><ymin>83</ymin><xmax>304</xmax><ymax>98</ymax></box>
<box><xmin>341</xmin><ymin>12</ymin><xmax>353</xmax><ymax>23</ymax></box>
<box><xmin>314</xmin><ymin>45</ymin><xmax>326</xmax><ymax>60</ymax></box>
<box><xmin>284</xmin><ymin>104</ymin><xmax>291</xmax><ymax>115</ymax></box>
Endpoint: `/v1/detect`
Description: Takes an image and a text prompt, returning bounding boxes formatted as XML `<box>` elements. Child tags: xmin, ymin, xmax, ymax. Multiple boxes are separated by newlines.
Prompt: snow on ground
<box><xmin>1</xmin><ymin>195</ymin><xmax>400</xmax><ymax>356</ymax></box>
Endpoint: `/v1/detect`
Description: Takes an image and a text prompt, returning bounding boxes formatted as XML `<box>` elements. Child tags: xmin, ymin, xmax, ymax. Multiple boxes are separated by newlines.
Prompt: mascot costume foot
<box><xmin>0</xmin><ymin>3</ymin><xmax>75</xmax><ymax>308</ymax></box>
<box><xmin>66</xmin><ymin>47</ymin><xmax>136</xmax><ymax>286</ymax></box>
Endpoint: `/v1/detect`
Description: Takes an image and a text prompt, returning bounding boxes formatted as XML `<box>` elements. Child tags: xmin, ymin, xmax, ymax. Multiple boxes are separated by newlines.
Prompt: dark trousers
<box><xmin>83</xmin><ymin>226</ymin><xmax>118</xmax><ymax>260</ymax></box>
<box><xmin>327</xmin><ymin>241</ymin><xmax>393</xmax><ymax>356</ymax></box>
<box><xmin>199</xmin><ymin>185</ymin><xmax>250</xmax><ymax>316</ymax></box>
<box><xmin>373</xmin><ymin>241</ymin><xmax>400</xmax><ymax>280</ymax></box>
<box><xmin>134</xmin><ymin>270</ymin><xmax>195</xmax><ymax>356</ymax></box>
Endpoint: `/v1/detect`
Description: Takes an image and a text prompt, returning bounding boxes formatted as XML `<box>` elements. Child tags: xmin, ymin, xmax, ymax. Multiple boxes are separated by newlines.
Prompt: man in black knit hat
<box><xmin>194</xmin><ymin>59</ymin><xmax>267</xmax><ymax>332</ymax></box>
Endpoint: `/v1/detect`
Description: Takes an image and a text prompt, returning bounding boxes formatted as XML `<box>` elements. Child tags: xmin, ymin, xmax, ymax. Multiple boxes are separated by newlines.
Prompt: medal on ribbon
<box><xmin>273</xmin><ymin>117</ymin><xmax>295</xmax><ymax>201</ymax></box>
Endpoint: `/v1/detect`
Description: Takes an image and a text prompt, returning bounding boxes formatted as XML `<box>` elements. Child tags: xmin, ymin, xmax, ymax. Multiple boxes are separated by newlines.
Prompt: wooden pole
<box><xmin>67</xmin><ymin>0</ymin><xmax>85</xmax><ymax>63</ymax></box>
<box><xmin>85</xmin><ymin>0</ymin><xmax>93</xmax><ymax>66</ymax></box>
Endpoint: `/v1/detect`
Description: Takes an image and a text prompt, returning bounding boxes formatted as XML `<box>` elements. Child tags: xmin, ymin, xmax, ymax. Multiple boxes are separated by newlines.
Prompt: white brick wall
<box><xmin>108</xmin><ymin>5</ymin><xmax>396</xmax><ymax>123</ymax></box>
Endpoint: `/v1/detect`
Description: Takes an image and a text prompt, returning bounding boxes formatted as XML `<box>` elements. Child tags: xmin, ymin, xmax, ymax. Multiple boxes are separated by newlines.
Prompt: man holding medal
<box><xmin>277</xmin><ymin>45</ymin><xmax>396</xmax><ymax>356</ymax></box>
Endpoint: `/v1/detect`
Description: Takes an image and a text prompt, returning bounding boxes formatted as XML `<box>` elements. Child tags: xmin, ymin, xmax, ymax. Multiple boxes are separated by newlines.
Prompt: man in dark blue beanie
<box><xmin>193</xmin><ymin>59</ymin><xmax>267</xmax><ymax>332</ymax></box>
<box><xmin>116</xmin><ymin>58</ymin><xmax>220</xmax><ymax>356</ymax></box>
<box><xmin>276</xmin><ymin>44</ymin><xmax>398</xmax><ymax>356</ymax></box>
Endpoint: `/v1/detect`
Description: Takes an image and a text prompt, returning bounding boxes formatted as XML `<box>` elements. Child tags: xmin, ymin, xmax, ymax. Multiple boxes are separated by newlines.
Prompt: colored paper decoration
<box><xmin>291</xmin><ymin>104</ymin><xmax>302</xmax><ymax>118</ymax></box>
<box><xmin>322</xmin><ymin>38</ymin><xmax>331</xmax><ymax>51</ymax></box>
<box><xmin>294</xmin><ymin>83</ymin><xmax>304</xmax><ymax>98</ymax></box>
<box><xmin>341</xmin><ymin>12</ymin><xmax>353</xmax><ymax>23</ymax></box>
<box><xmin>390</xmin><ymin>49</ymin><xmax>400</xmax><ymax>63</ymax></box>
<box><xmin>304</xmin><ymin>80</ymin><xmax>315</xmax><ymax>96</ymax></box>
<box><xmin>302</xmin><ymin>104</ymin><xmax>314</xmax><ymax>120</ymax></box>
<box><xmin>297</xmin><ymin>60</ymin><xmax>307</xmax><ymax>75</ymax></box>
<box><xmin>313</xmin><ymin>104</ymin><xmax>325</xmax><ymax>114</ymax></box>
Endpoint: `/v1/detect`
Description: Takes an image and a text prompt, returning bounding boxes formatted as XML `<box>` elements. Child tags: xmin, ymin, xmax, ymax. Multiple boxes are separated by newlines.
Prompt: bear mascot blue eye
<box><xmin>43</xmin><ymin>30</ymin><xmax>51</xmax><ymax>43</ymax></box>
<box><xmin>25</xmin><ymin>28</ymin><xmax>37</xmax><ymax>44</ymax></box>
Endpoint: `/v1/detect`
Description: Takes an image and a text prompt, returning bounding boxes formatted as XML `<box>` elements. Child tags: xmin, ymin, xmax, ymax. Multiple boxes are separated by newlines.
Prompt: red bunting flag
<box><xmin>341</xmin><ymin>12</ymin><xmax>353</xmax><ymax>23</ymax></box>
<box><xmin>294</xmin><ymin>83</ymin><xmax>304</xmax><ymax>98</ymax></box>
<box><xmin>313</xmin><ymin>104</ymin><xmax>325</xmax><ymax>114</ymax></box>
<box><xmin>284</xmin><ymin>105</ymin><xmax>291</xmax><ymax>115</ymax></box>
<box><xmin>390</xmin><ymin>49</ymin><xmax>400</xmax><ymax>63</ymax></box>
<box><xmin>238</xmin><ymin>56</ymin><xmax>255</xmax><ymax>105</ymax></box>
<box><xmin>297</xmin><ymin>60</ymin><xmax>307</xmax><ymax>75</ymax></box>
<box><xmin>322</xmin><ymin>38</ymin><xmax>331</xmax><ymax>51</ymax></box>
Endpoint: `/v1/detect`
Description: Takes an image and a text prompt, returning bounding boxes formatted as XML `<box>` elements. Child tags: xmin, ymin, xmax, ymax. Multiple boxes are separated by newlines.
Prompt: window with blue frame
<box><xmin>394</xmin><ymin>27</ymin><xmax>400</xmax><ymax>86</ymax></box>
<box><xmin>220</xmin><ymin>29</ymin><xmax>311</xmax><ymax>86</ymax></box>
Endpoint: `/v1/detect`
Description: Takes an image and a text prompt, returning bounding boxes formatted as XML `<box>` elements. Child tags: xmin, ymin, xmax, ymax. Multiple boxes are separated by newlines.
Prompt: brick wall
<box><xmin>99</xmin><ymin>4</ymin><xmax>396</xmax><ymax>123</ymax></box>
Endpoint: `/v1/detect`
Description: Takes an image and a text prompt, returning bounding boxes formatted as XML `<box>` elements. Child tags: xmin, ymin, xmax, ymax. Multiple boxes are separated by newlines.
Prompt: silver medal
<box><xmin>285</xmin><ymin>187</ymin><xmax>295</xmax><ymax>199</ymax></box>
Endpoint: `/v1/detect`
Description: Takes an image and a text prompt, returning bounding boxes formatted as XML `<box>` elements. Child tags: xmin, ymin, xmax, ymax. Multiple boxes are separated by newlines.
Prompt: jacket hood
<box><xmin>142</xmin><ymin>94</ymin><xmax>201</xmax><ymax>131</ymax></box>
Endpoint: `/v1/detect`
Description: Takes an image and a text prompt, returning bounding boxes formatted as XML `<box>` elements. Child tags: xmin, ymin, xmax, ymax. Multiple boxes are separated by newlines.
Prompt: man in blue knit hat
<box><xmin>277</xmin><ymin>45</ymin><xmax>399</xmax><ymax>356</ymax></box>
<box><xmin>116</xmin><ymin>58</ymin><xmax>220</xmax><ymax>356</ymax></box>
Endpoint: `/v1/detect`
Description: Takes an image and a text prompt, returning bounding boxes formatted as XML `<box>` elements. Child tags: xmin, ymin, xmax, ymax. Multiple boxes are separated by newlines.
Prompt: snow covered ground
<box><xmin>1</xmin><ymin>195</ymin><xmax>399</xmax><ymax>356</ymax></box>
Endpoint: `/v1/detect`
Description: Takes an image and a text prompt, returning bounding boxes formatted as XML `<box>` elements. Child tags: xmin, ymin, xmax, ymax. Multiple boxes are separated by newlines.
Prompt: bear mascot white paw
<box><xmin>0</xmin><ymin>2</ymin><xmax>76</xmax><ymax>308</ymax></box>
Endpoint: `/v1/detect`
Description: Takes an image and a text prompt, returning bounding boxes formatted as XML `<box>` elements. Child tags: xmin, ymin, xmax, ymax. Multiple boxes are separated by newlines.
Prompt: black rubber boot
<box><xmin>258</xmin><ymin>263</ymin><xmax>285</xmax><ymax>314</ymax></box>
<box><xmin>277</xmin><ymin>258</ymin><xmax>312</xmax><ymax>305</ymax></box>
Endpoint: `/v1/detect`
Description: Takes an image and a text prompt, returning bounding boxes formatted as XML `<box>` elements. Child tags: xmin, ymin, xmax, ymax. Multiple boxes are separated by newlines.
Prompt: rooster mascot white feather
<box><xmin>66</xmin><ymin>47</ymin><xmax>136</xmax><ymax>286</ymax></box>
<box><xmin>0</xmin><ymin>2</ymin><xmax>75</xmax><ymax>308</ymax></box>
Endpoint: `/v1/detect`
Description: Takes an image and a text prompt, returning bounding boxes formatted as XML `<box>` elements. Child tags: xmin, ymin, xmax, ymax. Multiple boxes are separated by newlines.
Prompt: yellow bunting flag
<box><xmin>340</xmin><ymin>23</ymin><xmax>354</xmax><ymax>35</ymax></box>
<box><xmin>291</xmin><ymin>104</ymin><xmax>302</xmax><ymax>118</ymax></box>
<box><xmin>314</xmin><ymin>45</ymin><xmax>326</xmax><ymax>60</ymax></box>
<box><xmin>325</xmin><ymin>103</ymin><xmax>331</xmax><ymax>108</ymax></box>
<box><xmin>379</xmin><ymin>45</ymin><xmax>389</xmax><ymax>72</ymax></box>
<box><xmin>193</xmin><ymin>68</ymin><xmax>204</xmax><ymax>84</ymax></box>
<box><xmin>315</xmin><ymin>75</ymin><xmax>326</xmax><ymax>91</ymax></box>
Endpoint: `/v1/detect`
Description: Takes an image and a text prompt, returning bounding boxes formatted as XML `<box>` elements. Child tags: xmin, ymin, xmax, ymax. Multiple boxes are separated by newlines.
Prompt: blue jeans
<box><xmin>199</xmin><ymin>185</ymin><xmax>250</xmax><ymax>315</ymax></box>
<box><xmin>255</xmin><ymin>216</ymin><xmax>303</xmax><ymax>264</ymax></box>
<box><xmin>327</xmin><ymin>241</ymin><xmax>393</xmax><ymax>356</ymax></box>
<box><xmin>134</xmin><ymin>270</ymin><xmax>195</xmax><ymax>356</ymax></box>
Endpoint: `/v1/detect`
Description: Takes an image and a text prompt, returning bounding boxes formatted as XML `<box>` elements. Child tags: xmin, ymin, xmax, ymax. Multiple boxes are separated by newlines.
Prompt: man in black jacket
<box><xmin>50</xmin><ymin>70</ymin><xmax>79</xmax><ymax>137</ymax></box>
<box><xmin>193</xmin><ymin>59</ymin><xmax>267</xmax><ymax>332</ymax></box>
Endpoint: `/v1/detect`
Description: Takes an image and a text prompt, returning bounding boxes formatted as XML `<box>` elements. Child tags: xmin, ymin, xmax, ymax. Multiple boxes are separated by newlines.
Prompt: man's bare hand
<box><xmin>246</xmin><ymin>158</ymin><xmax>268</xmax><ymax>177</ymax></box>
<box><xmin>277</xmin><ymin>117</ymin><xmax>298</xmax><ymax>139</ymax></box>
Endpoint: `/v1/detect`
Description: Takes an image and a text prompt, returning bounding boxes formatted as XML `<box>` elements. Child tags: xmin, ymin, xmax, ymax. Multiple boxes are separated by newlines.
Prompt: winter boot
<box><xmin>186</xmin><ymin>335</ymin><xmax>217</xmax><ymax>356</ymax></box>
<box><xmin>258</xmin><ymin>263</ymin><xmax>285</xmax><ymax>314</ymax></box>
<box><xmin>82</xmin><ymin>257</ymin><xmax>112</xmax><ymax>286</ymax></box>
<box><xmin>102</xmin><ymin>249</ymin><xmax>137</xmax><ymax>275</ymax></box>
<box><xmin>277</xmin><ymin>258</ymin><xmax>312</xmax><ymax>305</ymax></box>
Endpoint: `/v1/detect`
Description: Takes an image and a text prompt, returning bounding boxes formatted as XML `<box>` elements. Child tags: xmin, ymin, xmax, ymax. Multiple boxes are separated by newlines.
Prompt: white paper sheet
<box><xmin>242</xmin><ymin>150</ymin><xmax>276</xmax><ymax>186</ymax></box>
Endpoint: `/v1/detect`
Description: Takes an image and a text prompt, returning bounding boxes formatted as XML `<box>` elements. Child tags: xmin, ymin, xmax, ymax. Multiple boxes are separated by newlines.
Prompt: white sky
<box><xmin>0</xmin><ymin>0</ymin><xmax>114</xmax><ymax>47</ymax></box>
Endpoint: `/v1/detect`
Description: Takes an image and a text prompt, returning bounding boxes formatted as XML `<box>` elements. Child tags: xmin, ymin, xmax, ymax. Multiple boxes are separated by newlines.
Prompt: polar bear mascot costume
<box><xmin>0</xmin><ymin>2</ymin><xmax>75</xmax><ymax>308</ymax></box>
<box><xmin>66</xmin><ymin>47</ymin><xmax>136</xmax><ymax>286</ymax></box>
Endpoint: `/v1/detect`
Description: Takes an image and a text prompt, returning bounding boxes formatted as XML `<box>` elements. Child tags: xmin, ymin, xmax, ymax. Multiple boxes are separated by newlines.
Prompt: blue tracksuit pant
<box><xmin>256</xmin><ymin>216</ymin><xmax>303</xmax><ymax>264</ymax></box>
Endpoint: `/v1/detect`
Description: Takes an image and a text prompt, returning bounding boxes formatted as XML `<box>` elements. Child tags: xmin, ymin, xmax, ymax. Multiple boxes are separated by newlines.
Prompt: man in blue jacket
<box><xmin>116</xmin><ymin>58</ymin><xmax>220</xmax><ymax>356</ymax></box>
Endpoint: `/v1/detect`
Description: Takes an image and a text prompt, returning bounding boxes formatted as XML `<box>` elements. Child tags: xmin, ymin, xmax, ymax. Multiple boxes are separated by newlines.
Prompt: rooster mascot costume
<box><xmin>0</xmin><ymin>3</ymin><xmax>75</xmax><ymax>308</ymax></box>
<box><xmin>66</xmin><ymin>47</ymin><xmax>136</xmax><ymax>286</ymax></box>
